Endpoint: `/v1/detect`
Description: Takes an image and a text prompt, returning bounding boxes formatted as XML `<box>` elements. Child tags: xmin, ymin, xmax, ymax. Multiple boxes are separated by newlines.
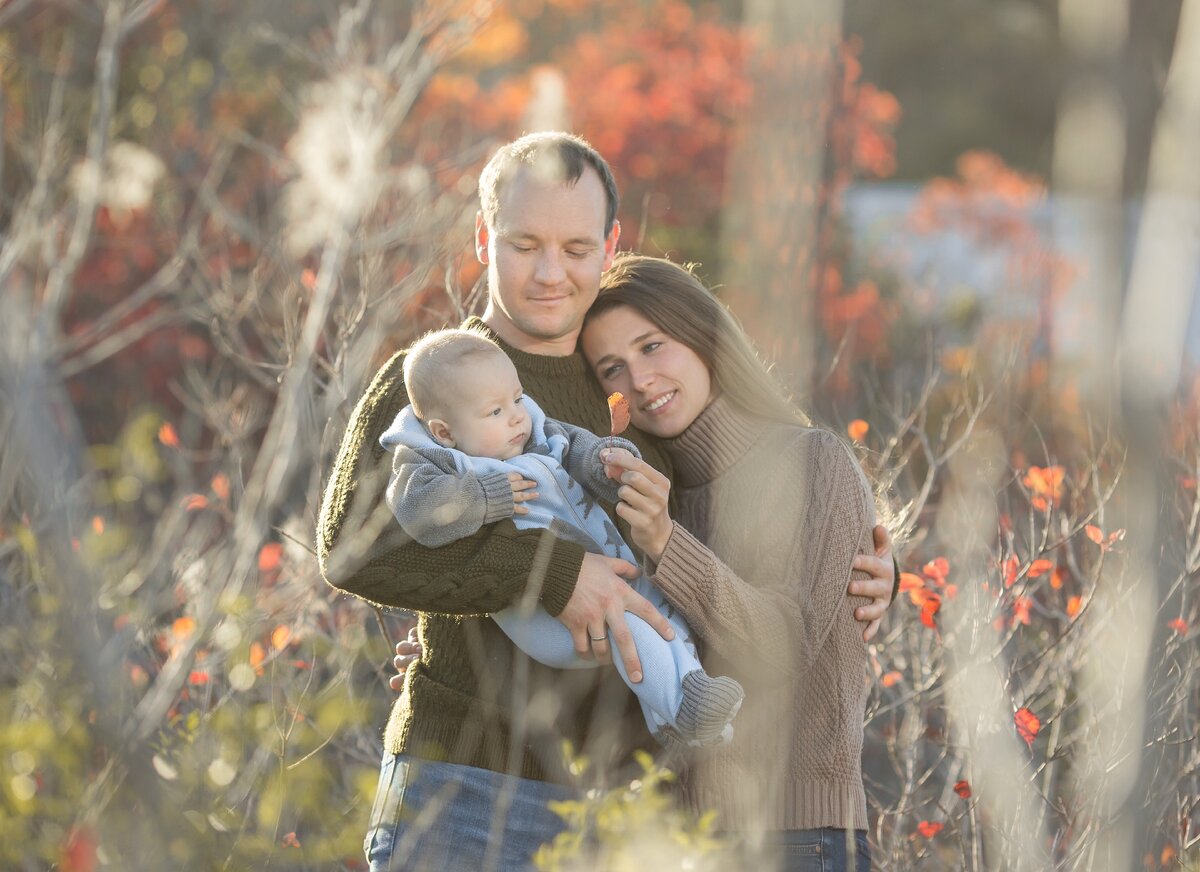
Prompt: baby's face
<box><xmin>441</xmin><ymin>356</ymin><xmax>531</xmax><ymax>461</ymax></box>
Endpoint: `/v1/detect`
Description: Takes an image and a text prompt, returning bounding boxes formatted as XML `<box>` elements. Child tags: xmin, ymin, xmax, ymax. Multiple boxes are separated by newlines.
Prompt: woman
<box><xmin>579</xmin><ymin>254</ymin><xmax>877</xmax><ymax>871</ymax></box>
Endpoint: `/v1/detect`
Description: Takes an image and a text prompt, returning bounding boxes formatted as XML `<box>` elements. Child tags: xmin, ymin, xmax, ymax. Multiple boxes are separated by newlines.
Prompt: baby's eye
<box><xmin>515</xmin><ymin>396</ymin><xmax>524</xmax><ymax>404</ymax></box>
<box><xmin>490</xmin><ymin>408</ymin><xmax>502</xmax><ymax>416</ymax></box>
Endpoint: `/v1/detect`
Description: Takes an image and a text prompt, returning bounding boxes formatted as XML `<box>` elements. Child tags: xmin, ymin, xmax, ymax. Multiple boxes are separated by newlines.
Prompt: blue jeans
<box><xmin>764</xmin><ymin>828</ymin><xmax>871</xmax><ymax>872</ymax></box>
<box><xmin>363</xmin><ymin>754</ymin><xmax>579</xmax><ymax>872</ymax></box>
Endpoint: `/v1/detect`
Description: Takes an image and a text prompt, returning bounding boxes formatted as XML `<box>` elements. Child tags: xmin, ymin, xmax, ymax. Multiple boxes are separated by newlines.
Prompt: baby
<box><xmin>380</xmin><ymin>327</ymin><xmax>744</xmax><ymax>748</ymax></box>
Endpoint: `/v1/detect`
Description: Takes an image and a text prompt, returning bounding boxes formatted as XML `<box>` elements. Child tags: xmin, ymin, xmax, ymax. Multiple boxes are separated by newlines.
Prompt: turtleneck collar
<box><xmin>663</xmin><ymin>393</ymin><xmax>765</xmax><ymax>487</ymax></box>
<box><xmin>464</xmin><ymin>316</ymin><xmax>591</xmax><ymax>380</ymax></box>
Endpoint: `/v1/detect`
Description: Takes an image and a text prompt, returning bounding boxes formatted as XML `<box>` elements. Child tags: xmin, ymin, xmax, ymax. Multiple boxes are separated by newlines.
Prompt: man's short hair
<box><xmin>403</xmin><ymin>327</ymin><xmax>507</xmax><ymax>422</ymax></box>
<box><xmin>478</xmin><ymin>131</ymin><xmax>619</xmax><ymax>236</ymax></box>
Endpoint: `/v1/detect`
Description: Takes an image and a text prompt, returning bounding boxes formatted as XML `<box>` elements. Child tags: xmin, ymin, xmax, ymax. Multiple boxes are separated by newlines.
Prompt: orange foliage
<box><xmin>1014</xmin><ymin>707</ymin><xmax>1041</xmax><ymax>746</ymax></box>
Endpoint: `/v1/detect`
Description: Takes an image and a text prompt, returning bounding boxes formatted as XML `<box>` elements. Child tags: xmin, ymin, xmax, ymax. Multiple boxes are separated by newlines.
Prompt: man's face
<box><xmin>477</xmin><ymin>166</ymin><xmax>619</xmax><ymax>356</ymax></box>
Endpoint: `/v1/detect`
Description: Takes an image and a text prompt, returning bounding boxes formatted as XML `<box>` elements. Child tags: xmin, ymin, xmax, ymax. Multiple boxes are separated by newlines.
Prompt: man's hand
<box><xmin>557</xmin><ymin>552</ymin><xmax>675</xmax><ymax>683</ymax></box>
<box><xmin>388</xmin><ymin>626</ymin><xmax>422</xmax><ymax>693</ymax></box>
<box><xmin>850</xmin><ymin>524</ymin><xmax>896</xmax><ymax>642</ymax></box>
<box><xmin>508</xmin><ymin>472</ymin><xmax>538</xmax><ymax>516</ymax></box>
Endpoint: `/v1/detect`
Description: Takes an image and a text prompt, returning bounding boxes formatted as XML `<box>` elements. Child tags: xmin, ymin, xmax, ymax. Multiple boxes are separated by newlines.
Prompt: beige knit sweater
<box><xmin>652</xmin><ymin>395</ymin><xmax>876</xmax><ymax>833</ymax></box>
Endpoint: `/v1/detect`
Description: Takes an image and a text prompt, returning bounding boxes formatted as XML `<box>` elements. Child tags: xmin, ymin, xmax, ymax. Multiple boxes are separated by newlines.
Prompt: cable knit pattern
<box><xmin>316</xmin><ymin>317</ymin><xmax>672</xmax><ymax>783</ymax></box>
<box><xmin>653</xmin><ymin>395</ymin><xmax>876</xmax><ymax>831</ymax></box>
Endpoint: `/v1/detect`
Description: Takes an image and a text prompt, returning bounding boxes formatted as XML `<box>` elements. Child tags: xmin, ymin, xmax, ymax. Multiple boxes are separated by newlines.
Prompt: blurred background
<box><xmin>1</xmin><ymin>0</ymin><xmax>1197</xmax><ymax>869</ymax></box>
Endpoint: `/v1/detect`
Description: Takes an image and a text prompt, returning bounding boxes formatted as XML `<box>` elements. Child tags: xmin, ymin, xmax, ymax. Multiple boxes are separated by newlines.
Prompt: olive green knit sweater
<box><xmin>316</xmin><ymin>318</ymin><xmax>671</xmax><ymax>784</ymax></box>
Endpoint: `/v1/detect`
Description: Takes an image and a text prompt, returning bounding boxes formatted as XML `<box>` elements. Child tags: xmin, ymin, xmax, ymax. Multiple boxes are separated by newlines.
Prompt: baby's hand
<box><xmin>508</xmin><ymin>472</ymin><xmax>538</xmax><ymax>515</ymax></box>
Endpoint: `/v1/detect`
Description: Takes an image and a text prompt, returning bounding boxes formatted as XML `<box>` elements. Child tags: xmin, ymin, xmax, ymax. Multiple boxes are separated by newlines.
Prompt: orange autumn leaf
<box><xmin>922</xmin><ymin>557</ymin><xmax>950</xmax><ymax>582</ymax></box>
<box><xmin>1085</xmin><ymin>524</ymin><xmax>1104</xmax><ymax>544</ymax></box>
<box><xmin>1161</xmin><ymin>844</ymin><xmax>1177</xmax><ymax>865</ymax></box>
<box><xmin>300</xmin><ymin>269</ymin><xmax>317</xmax><ymax>291</ymax></box>
<box><xmin>281</xmin><ymin>832</ymin><xmax>301</xmax><ymax>848</ymax></box>
<box><xmin>271</xmin><ymin>625</ymin><xmax>292</xmax><ymax>650</ymax></box>
<box><xmin>211</xmin><ymin>473</ymin><xmax>230</xmax><ymax>501</ymax></box>
<box><xmin>1167</xmin><ymin>617</ymin><xmax>1188</xmax><ymax>635</ymax></box>
<box><xmin>188</xmin><ymin>670</ymin><xmax>210</xmax><ymax>685</ymax></box>
<box><xmin>1023</xmin><ymin>465</ymin><xmax>1065</xmax><ymax>498</ymax></box>
<box><xmin>919</xmin><ymin>594</ymin><xmax>941</xmax><ymax>628</ymax></box>
<box><xmin>847</xmin><ymin>419</ymin><xmax>869</xmax><ymax>442</ymax></box>
<box><xmin>1012</xmin><ymin>596</ymin><xmax>1032</xmax><ymax>626</ymax></box>
<box><xmin>61</xmin><ymin>825</ymin><xmax>98</xmax><ymax>872</ymax></box>
<box><xmin>258</xmin><ymin>542</ymin><xmax>282</xmax><ymax>572</ymax></box>
<box><xmin>1066</xmin><ymin>596</ymin><xmax>1083</xmax><ymax>619</ymax></box>
<box><xmin>917</xmin><ymin>820</ymin><xmax>943</xmax><ymax>838</ymax></box>
<box><xmin>607</xmin><ymin>392</ymin><xmax>630</xmax><ymax>436</ymax></box>
<box><xmin>249</xmin><ymin>641</ymin><xmax>266</xmax><ymax>671</ymax></box>
<box><xmin>183</xmin><ymin>494</ymin><xmax>208</xmax><ymax>512</ymax></box>
<box><xmin>953</xmin><ymin>779</ymin><xmax>972</xmax><ymax>798</ymax></box>
<box><xmin>1003</xmin><ymin>556</ymin><xmax>1018</xmax><ymax>588</ymax></box>
<box><xmin>172</xmin><ymin>616</ymin><xmax>196</xmax><ymax>639</ymax></box>
<box><xmin>1050</xmin><ymin>566</ymin><xmax>1067</xmax><ymax>590</ymax></box>
<box><xmin>91</xmin><ymin>515</ymin><xmax>104</xmax><ymax>535</ymax></box>
<box><xmin>881</xmin><ymin>671</ymin><xmax>902</xmax><ymax>688</ymax></box>
<box><xmin>899</xmin><ymin>572</ymin><xmax>924</xmax><ymax>592</ymax></box>
<box><xmin>157</xmin><ymin>422</ymin><xmax>179</xmax><ymax>447</ymax></box>
<box><xmin>1015</xmin><ymin>706</ymin><xmax>1040</xmax><ymax>746</ymax></box>
<box><xmin>1027</xmin><ymin>559</ymin><xmax>1053</xmax><ymax>578</ymax></box>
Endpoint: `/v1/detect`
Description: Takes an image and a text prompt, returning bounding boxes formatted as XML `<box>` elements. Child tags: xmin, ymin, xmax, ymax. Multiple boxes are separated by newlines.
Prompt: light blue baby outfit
<box><xmin>381</xmin><ymin>396</ymin><xmax>718</xmax><ymax>741</ymax></box>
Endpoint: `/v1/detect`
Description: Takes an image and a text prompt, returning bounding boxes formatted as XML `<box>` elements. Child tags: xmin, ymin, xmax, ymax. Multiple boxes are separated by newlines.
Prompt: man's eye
<box><xmin>566</xmin><ymin>249</ymin><xmax>588</xmax><ymax>259</ymax></box>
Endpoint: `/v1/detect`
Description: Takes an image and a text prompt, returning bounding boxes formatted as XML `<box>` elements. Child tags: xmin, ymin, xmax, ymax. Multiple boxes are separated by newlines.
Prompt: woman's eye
<box><xmin>601</xmin><ymin>364</ymin><xmax>622</xmax><ymax>380</ymax></box>
<box><xmin>643</xmin><ymin>342</ymin><xmax>661</xmax><ymax>354</ymax></box>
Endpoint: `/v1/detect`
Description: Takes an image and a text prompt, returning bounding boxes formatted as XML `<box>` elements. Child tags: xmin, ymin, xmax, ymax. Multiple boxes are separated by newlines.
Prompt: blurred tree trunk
<box><xmin>719</xmin><ymin>0</ymin><xmax>843</xmax><ymax>399</ymax></box>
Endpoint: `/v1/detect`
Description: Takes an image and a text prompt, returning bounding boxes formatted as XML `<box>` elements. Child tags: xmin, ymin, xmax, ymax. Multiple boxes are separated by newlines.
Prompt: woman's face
<box><xmin>581</xmin><ymin>305</ymin><xmax>715</xmax><ymax>439</ymax></box>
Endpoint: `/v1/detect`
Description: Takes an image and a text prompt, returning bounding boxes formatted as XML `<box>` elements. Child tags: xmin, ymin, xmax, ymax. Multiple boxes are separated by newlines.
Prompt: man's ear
<box><xmin>426</xmin><ymin>419</ymin><xmax>455</xmax><ymax>448</ymax></box>
<box><xmin>475</xmin><ymin>212</ymin><xmax>489</xmax><ymax>265</ymax></box>
<box><xmin>602</xmin><ymin>219</ymin><xmax>621</xmax><ymax>271</ymax></box>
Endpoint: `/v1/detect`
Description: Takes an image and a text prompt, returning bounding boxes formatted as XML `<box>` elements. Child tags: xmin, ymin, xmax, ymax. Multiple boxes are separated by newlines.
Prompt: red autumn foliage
<box><xmin>917</xmin><ymin>820</ymin><xmax>944</xmax><ymax>838</ymax></box>
<box><xmin>1015</xmin><ymin>707</ymin><xmax>1041</xmax><ymax>747</ymax></box>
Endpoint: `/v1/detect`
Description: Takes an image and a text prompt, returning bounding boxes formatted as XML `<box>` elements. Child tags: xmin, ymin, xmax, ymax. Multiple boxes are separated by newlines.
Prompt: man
<box><xmin>317</xmin><ymin>132</ymin><xmax>896</xmax><ymax>871</ymax></box>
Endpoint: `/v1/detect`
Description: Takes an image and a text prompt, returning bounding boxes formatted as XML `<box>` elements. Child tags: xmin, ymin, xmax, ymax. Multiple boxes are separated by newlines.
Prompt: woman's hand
<box><xmin>600</xmin><ymin>446</ymin><xmax>673</xmax><ymax>563</ymax></box>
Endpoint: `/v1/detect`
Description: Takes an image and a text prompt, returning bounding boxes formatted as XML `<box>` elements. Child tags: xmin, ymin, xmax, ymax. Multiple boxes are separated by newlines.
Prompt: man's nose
<box><xmin>534</xmin><ymin>250</ymin><xmax>566</xmax><ymax>285</ymax></box>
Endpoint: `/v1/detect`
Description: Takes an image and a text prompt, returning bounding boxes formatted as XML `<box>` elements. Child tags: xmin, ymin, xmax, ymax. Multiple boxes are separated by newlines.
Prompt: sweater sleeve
<box><xmin>386</xmin><ymin>447</ymin><xmax>515</xmax><ymax>549</ymax></box>
<box><xmin>550</xmin><ymin>418</ymin><xmax>640</xmax><ymax>503</ymax></box>
<box><xmin>651</xmin><ymin>431</ymin><xmax>876</xmax><ymax>683</ymax></box>
<box><xmin>315</xmin><ymin>350</ymin><xmax>585</xmax><ymax>616</ymax></box>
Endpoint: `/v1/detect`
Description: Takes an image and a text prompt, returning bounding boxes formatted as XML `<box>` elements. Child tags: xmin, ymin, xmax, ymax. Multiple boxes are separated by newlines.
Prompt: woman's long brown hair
<box><xmin>587</xmin><ymin>254</ymin><xmax>810</xmax><ymax>428</ymax></box>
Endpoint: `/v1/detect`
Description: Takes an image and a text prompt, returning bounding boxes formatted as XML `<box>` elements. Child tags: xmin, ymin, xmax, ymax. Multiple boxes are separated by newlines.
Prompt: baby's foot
<box><xmin>675</xmin><ymin>670</ymin><xmax>744</xmax><ymax>747</ymax></box>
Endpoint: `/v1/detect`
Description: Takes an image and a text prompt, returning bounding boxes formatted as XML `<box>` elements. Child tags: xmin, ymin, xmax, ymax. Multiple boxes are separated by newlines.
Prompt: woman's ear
<box><xmin>426</xmin><ymin>419</ymin><xmax>455</xmax><ymax>448</ymax></box>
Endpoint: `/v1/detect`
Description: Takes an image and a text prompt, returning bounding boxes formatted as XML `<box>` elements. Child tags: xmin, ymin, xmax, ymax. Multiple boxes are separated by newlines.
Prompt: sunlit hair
<box><xmin>403</xmin><ymin>327</ymin><xmax>509</xmax><ymax>422</ymax></box>
<box><xmin>588</xmin><ymin>254</ymin><xmax>810</xmax><ymax>427</ymax></box>
<box><xmin>478</xmin><ymin>131</ymin><xmax>620</xmax><ymax>236</ymax></box>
